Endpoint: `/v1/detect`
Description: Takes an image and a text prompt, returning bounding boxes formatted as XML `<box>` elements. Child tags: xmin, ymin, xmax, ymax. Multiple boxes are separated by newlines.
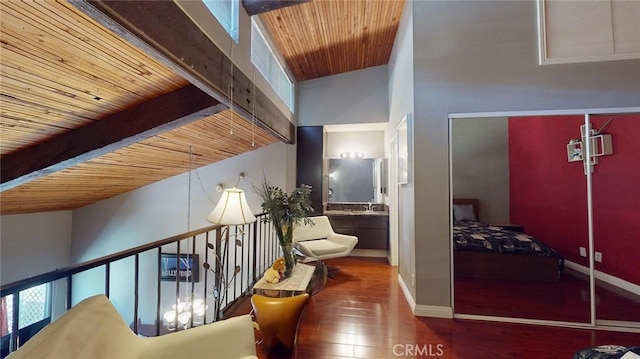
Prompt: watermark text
<box><xmin>393</xmin><ymin>344</ymin><xmax>445</xmax><ymax>357</ymax></box>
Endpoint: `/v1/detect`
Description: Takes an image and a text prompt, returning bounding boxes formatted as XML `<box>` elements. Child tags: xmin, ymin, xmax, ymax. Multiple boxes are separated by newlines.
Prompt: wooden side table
<box><xmin>252</xmin><ymin>260</ymin><xmax>327</xmax><ymax>298</ymax></box>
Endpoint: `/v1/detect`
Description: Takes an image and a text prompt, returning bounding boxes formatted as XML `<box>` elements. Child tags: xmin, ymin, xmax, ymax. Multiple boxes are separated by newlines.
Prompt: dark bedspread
<box><xmin>453</xmin><ymin>221</ymin><xmax>563</xmax><ymax>261</ymax></box>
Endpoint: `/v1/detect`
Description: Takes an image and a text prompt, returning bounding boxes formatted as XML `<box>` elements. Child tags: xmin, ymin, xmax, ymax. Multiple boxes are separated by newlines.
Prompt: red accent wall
<box><xmin>509</xmin><ymin>115</ymin><xmax>640</xmax><ymax>286</ymax></box>
<box><xmin>590</xmin><ymin>114</ymin><xmax>640</xmax><ymax>285</ymax></box>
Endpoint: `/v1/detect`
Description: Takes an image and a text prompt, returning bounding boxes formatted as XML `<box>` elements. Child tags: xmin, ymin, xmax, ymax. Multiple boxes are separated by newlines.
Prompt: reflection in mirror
<box><xmin>328</xmin><ymin>159</ymin><xmax>375</xmax><ymax>202</ymax></box>
<box><xmin>451</xmin><ymin>115</ymin><xmax>591</xmax><ymax>324</ymax></box>
<box><xmin>590</xmin><ymin>113</ymin><xmax>640</xmax><ymax>326</ymax></box>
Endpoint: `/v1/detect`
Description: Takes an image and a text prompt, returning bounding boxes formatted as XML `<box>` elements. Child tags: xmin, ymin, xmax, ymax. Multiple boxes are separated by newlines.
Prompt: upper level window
<box><xmin>1</xmin><ymin>284</ymin><xmax>51</xmax><ymax>336</ymax></box>
<box><xmin>203</xmin><ymin>0</ymin><xmax>239</xmax><ymax>43</ymax></box>
<box><xmin>251</xmin><ymin>19</ymin><xmax>295</xmax><ymax>112</ymax></box>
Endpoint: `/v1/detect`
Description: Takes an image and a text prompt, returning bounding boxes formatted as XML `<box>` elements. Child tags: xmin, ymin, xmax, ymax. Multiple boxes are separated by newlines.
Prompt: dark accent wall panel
<box><xmin>297</xmin><ymin>126</ymin><xmax>324</xmax><ymax>216</ymax></box>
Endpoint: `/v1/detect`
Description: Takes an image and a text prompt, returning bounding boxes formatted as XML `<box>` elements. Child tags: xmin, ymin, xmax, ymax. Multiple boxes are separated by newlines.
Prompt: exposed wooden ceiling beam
<box><xmin>71</xmin><ymin>0</ymin><xmax>294</xmax><ymax>144</ymax></box>
<box><xmin>0</xmin><ymin>85</ymin><xmax>225</xmax><ymax>192</ymax></box>
<box><xmin>242</xmin><ymin>0</ymin><xmax>312</xmax><ymax>16</ymax></box>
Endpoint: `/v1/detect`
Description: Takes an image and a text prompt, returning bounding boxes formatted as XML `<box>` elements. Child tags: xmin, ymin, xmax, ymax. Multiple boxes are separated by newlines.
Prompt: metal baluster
<box><xmin>133</xmin><ymin>254</ymin><xmax>139</xmax><ymax>334</ymax></box>
<box><xmin>156</xmin><ymin>248</ymin><xmax>161</xmax><ymax>336</ymax></box>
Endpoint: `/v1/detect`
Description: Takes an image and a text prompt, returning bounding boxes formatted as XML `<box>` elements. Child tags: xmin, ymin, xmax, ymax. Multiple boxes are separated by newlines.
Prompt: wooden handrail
<box><xmin>0</xmin><ymin>215</ymin><xmax>269</xmax><ymax>296</ymax></box>
<box><xmin>0</xmin><ymin>225</ymin><xmax>224</xmax><ymax>296</ymax></box>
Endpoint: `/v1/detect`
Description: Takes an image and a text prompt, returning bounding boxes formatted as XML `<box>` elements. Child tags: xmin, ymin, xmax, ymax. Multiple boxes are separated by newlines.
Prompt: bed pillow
<box><xmin>453</xmin><ymin>204</ymin><xmax>476</xmax><ymax>221</ymax></box>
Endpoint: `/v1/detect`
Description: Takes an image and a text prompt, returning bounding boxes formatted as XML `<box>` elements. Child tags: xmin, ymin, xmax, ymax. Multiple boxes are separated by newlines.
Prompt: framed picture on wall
<box><xmin>397</xmin><ymin>114</ymin><xmax>412</xmax><ymax>185</ymax></box>
<box><xmin>160</xmin><ymin>253</ymin><xmax>199</xmax><ymax>282</ymax></box>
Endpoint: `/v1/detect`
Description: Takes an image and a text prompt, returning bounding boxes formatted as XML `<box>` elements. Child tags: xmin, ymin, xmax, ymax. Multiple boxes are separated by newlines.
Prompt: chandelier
<box><xmin>163</xmin><ymin>297</ymin><xmax>207</xmax><ymax>331</ymax></box>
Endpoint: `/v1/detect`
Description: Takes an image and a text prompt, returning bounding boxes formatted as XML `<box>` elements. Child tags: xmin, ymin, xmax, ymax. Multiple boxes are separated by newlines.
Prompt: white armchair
<box><xmin>8</xmin><ymin>294</ymin><xmax>257</xmax><ymax>359</ymax></box>
<box><xmin>293</xmin><ymin>216</ymin><xmax>358</xmax><ymax>276</ymax></box>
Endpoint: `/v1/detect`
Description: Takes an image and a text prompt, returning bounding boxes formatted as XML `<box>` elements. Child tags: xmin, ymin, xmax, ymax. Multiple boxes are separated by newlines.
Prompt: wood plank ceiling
<box><xmin>0</xmin><ymin>1</ymin><xmax>277</xmax><ymax>215</ymax></box>
<box><xmin>260</xmin><ymin>0</ymin><xmax>405</xmax><ymax>81</ymax></box>
<box><xmin>0</xmin><ymin>0</ymin><xmax>403</xmax><ymax>215</ymax></box>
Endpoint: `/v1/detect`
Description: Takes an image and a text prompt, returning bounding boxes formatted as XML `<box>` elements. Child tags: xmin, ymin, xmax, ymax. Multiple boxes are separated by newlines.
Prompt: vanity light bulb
<box><xmin>340</xmin><ymin>151</ymin><xmax>365</xmax><ymax>159</ymax></box>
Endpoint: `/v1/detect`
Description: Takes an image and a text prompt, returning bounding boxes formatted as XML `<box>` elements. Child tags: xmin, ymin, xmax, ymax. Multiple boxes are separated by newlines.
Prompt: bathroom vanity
<box><xmin>324</xmin><ymin>203</ymin><xmax>389</xmax><ymax>250</ymax></box>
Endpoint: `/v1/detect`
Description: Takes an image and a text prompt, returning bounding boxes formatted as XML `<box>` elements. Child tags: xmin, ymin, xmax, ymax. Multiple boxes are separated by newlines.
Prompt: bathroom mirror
<box><xmin>328</xmin><ymin>158</ymin><xmax>375</xmax><ymax>202</ymax></box>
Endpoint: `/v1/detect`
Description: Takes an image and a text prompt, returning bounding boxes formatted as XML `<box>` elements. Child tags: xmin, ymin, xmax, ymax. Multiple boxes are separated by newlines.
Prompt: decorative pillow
<box><xmin>453</xmin><ymin>204</ymin><xmax>476</xmax><ymax>221</ymax></box>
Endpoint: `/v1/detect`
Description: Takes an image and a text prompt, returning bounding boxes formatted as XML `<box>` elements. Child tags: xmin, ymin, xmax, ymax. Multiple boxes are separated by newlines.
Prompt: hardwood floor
<box><xmin>231</xmin><ymin>257</ymin><xmax>640</xmax><ymax>358</ymax></box>
<box><xmin>455</xmin><ymin>268</ymin><xmax>640</xmax><ymax>323</ymax></box>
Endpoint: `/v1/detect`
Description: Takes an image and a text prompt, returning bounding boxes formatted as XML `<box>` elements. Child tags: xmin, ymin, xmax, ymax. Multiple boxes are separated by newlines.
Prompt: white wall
<box><xmin>451</xmin><ymin>117</ymin><xmax>510</xmax><ymax>223</ymax></box>
<box><xmin>411</xmin><ymin>0</ymin><xmax>640</xmax><ymax>311</ymax></box>
<box><xmin>71</xmin><ymin>143</ymin><xmax>290</xmax><ymax>263</ymax></box>
<box><xmin>387</xmin><ymin>0</ymin><xmax>415</xmax><ymax>290</ymax></box>
<box><xmin>0</xmin><ymin>211</ymin><xmax>72</xmax><ymax>286</ymax></box>
<box><xmin>326</xmin><ymin>130</ymin><xmax>385</xmax><ymax>159</ymax></box>
<box><xmin>298</xmin><ymin>65</ymin><xmax>389</xmax><ymax>126</ymax></box>
<box><xmin>70</xmin><ymin>142</ymin><xmax>292</xmax><ymax>323</ymax></box>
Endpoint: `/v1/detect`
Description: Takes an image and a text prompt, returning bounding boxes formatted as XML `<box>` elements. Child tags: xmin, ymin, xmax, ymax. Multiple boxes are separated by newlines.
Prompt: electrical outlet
<box><xmin>411</xmin><ymin>273</ymin><xmax>416</xmax><ymax>287</ymax></box>
<box><xmin>595</xmin><ymin>252</ymin><xmax>602</xmax><ymax>263</ymax></box>
<box><xmin>579</xmin><ymin>247</ymin><xmax>587</xmax><ymax>257</ymax></box>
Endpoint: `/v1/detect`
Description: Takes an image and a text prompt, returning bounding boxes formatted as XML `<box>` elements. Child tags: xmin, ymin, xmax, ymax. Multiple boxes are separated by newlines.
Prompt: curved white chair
<box><xmin>293</xmin><ymin>216</ymin><xmax>358</xmax><ymax>276</ymax></box>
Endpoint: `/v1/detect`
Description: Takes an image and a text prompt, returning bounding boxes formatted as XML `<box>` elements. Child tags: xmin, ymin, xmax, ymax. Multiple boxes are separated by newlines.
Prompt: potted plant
<box><xmin>255</xmin><ymin>176</ymin><xmax>313</xmax><ymax>278</ymax></box>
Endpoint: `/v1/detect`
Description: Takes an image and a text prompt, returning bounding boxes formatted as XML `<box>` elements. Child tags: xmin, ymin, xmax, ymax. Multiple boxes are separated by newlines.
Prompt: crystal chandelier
<box><xmin>163</xmin><ymin>297</ymin><xmax>207</xmax><ymax>331</ymax></box>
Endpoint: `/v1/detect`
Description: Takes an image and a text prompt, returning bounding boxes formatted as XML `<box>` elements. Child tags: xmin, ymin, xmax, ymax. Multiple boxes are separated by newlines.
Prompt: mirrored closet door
<box><xmin>451</xmin><ymin>110</ymin><xmax>640</xmax><ymax>329</ymax></box>
<box><xmin>451</xmin><ymin>115</ymin><xmax>591</xmax><ymax>324</ymax></box>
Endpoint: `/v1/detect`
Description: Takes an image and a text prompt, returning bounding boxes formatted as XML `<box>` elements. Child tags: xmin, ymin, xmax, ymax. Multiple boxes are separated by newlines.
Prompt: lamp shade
<box><xmin>207</xmin><ymin>187</ymin><xmax>256</xmax><ymax>225</ymax></box>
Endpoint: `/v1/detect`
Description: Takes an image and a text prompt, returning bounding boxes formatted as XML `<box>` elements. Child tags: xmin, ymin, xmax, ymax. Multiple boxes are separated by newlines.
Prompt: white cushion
<box><xmin>299</xmin><ymin>239</ymin><xmax>348</xmax><ymax>256</ymax></box>
<box><xmin>293</xmin><ymin>216</ymin><xmax>333</xmax><ymax>242</ymax></box>
<box><xmin>453</xmin><ymin>204</ymin><xmax>476</xmax><ymax>221</ymax></box>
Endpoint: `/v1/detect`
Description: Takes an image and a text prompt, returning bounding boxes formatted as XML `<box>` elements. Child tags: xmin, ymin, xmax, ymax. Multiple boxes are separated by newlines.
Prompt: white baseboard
<box><xmin>397</xmin><ymin>274</ymin><xmax>453</xmax><ymax>318</ymax></box>
<box><xmin>397</xmin><ymin>273</ymin><xmax>416</xmax><ymax>312</ymax></box>
<box><xmin>415</xmin><ymin>305</ymin><xmax>454</xmax><ymax>319</ymax></box>
<box><xmin>350</xmin><ymin>249</ymin><xmax>388</xmax><ymax>258</ymax></box>
<box><xmin>565</xmin><ymin>260</ymin><xmax>640</xmax><ymax>296</ymax></box>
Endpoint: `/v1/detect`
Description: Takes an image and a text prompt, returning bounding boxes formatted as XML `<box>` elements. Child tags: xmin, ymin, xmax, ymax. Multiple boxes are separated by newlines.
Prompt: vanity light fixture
<box><xmin>340</xmin><ymin>151</ymin><xmax>365</xmax><ymax>159</ymax></box>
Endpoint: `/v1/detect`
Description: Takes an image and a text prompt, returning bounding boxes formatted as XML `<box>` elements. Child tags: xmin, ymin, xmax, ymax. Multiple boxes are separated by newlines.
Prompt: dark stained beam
<box><xmin>242</xmin><ymin>0</ymin><xmax>312</xmax><ymax>16</ymax></box>
<box><xmin>0</xmin><ymin>85</ymin><xmax>225</xmax><ymax>192</ymax></box>
<box><xmin>71</xmin><ymin>0</ymin><xmax>294</xmax><ymax>144</ymax></box>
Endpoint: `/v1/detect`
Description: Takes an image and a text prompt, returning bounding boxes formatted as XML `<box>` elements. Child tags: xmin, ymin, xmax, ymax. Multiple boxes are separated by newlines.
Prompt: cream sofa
<box><xmin>8</xmin><ymin>294</ymin><xmax>257</xmax><ymax>359</ymax></box>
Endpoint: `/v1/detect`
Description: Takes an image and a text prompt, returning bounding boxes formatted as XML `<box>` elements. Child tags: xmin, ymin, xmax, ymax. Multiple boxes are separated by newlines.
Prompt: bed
<box><xmin>453</xmin><ymin>198</ymin><xmax>564</xmax><ymax>282</ymax></box>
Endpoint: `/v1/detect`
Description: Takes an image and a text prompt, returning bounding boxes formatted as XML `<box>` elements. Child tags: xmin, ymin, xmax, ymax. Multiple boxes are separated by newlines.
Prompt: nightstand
<box><xmin>490</xmin><ymin>223</ymin><xmax>524</xmax><ymax>233</ymax></box>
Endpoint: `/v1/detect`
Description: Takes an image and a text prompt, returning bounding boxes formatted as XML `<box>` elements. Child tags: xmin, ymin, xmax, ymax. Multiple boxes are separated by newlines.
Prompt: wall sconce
<box><xmin>207</xmin><ymin>172</ymin><xmax>256</xmax><ymax>225</ymax></box>
<box><xmin>340</xmin><ymin>151</ymin><xmax>365</xmax><ymax>159</ymax></box>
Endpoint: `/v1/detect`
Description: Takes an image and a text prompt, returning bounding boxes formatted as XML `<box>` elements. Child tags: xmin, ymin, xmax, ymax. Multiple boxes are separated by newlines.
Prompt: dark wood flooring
<box><xmin>455</xmin><ymin>268</ymin><xmax>640</xmax><ymax>323</ymax></box>
<box><xmin>231</xmin><ymin>257</ymin><xmax>640</xmax><ymax>359</ymax></box>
